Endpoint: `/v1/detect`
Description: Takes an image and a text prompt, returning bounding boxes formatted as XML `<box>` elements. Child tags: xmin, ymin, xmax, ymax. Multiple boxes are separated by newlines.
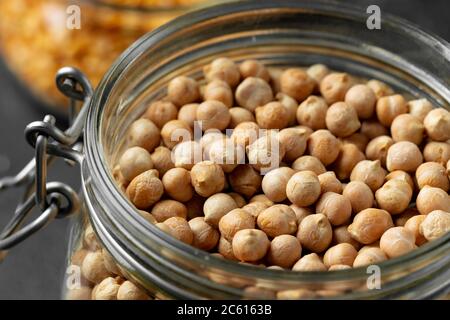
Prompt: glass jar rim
<box><xmin>84</xmin><ymin>0</ymin><xmax>450</xmax><ymax>289</ymax></box>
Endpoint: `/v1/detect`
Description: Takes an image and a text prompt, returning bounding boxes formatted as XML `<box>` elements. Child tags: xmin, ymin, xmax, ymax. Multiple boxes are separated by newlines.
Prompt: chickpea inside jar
<box><xmin>53</xmin><ymin>2</ymin><xmax>450</xmax><ymax>300</ymax></box>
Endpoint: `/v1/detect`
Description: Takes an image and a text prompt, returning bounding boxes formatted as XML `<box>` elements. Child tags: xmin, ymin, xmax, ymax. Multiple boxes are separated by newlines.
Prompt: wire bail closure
<box><xmin>0</xmin><ymin>67</ymin><xmax>93</xmax><ymax>258</ymax></box>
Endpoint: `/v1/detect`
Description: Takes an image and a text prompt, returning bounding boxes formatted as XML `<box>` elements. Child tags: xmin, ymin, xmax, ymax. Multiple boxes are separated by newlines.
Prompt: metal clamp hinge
<box><xmin>0</xmin><ymin>67</ymin><xmax>93</xmax><ymax>259</ymax></box>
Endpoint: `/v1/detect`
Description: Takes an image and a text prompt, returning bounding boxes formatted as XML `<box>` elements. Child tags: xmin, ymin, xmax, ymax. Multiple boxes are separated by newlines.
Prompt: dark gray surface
<box><xmin>0</xmin><ymin>0</ymin><xmax>448</xmax><ymax>299</ymax></box>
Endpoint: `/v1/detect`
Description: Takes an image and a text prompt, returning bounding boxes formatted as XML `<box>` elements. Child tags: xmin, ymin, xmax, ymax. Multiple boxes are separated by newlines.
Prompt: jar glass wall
<box><xmin>63</xmin><ymin>0</ymin><xmax>450</xmax><ymax>300</ymax></box>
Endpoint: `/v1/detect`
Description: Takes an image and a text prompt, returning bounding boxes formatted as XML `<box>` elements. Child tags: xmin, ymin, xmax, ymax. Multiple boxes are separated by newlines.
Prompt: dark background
<box><xmin>0</xmin><ymin>0</ymin><xmax>449</xmax><ymax>299</ymax></box>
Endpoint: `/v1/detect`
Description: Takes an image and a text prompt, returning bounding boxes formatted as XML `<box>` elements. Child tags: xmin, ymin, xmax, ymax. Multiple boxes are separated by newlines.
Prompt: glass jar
<box><xmin>0</xmin><ymin>0</ymin><xmax>213</xmax><ymax>113</ymax></box>
<box><xmin>28</xmin><ymin>0</ymin><xmax>450</xmax><ymax>299</ymax></box>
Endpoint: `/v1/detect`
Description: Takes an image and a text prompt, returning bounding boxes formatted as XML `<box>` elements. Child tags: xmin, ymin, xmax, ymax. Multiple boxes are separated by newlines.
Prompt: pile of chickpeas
<box><xmin>71</xmin><ymin>57</ymin><xmax>450</xmax><ymax>300</ymax></box>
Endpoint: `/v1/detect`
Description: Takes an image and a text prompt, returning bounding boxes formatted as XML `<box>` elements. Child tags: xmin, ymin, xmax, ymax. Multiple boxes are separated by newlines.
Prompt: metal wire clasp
<box><xmin>0</xmin><ymin>67</ymin><xmax>93</xmax><ymax>258</ymax></box>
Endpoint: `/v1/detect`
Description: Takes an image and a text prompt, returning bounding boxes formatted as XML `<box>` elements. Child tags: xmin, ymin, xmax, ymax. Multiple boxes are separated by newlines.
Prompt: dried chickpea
<box><xmin>386</xmin><ymin>141</ymin><xmax>423</xmax><ymax>172</ymax></box>
<box><xmin>232</xmin><ymin>229</ymin><xmax>270</xmax><ymax>262</ymax></box>
<box><xmin>296</xmin><ymin>96</ymin><xmax>328</xmax><ymax>130</ymax></box>
<box><xmin>318</xmin><ymin>172</ymin><xmax>343</xmax><ymax>194</ymax></box>
<box><xmin>332</xmin><ymin>225</ymin><xmax>361</xmax><ymax>250</ymax></box>
<box><xmin>380</xmin><ymin>227</ymin><xmax>416</xmax><ymax>258</ymax></box>
<box><xmin>286</xmin><ymin>171</ymin><xmax>321</xmax><ymax>207</ymax></box>
<box><xmin>424</xmin><ymin>108</ymin><xmax>450</xmax><ymax>141</ymax></box>
<box><xmin>280</xmin><ymin>68</ymin><xmax>315</xmax><ymax>102</ymax></box>
<box><xmin>126</xmin><ymin>169</ymin><xmax>164</xmax><ymax>209</ymax></box>
<box><xmin>320</xmin><ymin>72</ymin><xmax>352</xmax><ymax>104</ymax></box>
<box><xmin>365</xmin><ymin>135</ymin><xmax>393</xmax><ymax>167</ymax></box>
<box><xmin>119</xmin><ymin>147</ymin><xmax>154</xmax><ymax>182</ymax></box>
<box><xmin>257</xmin><ymin>204</ymin><xmax>298</xmax><ymax>237</ymax></box>
<box><xmin>229</xmin><ymin>107</ymin><xmax>255</xmax><ymax>128</ymax></box>
<box><xmin>385</xmin><ymin>170</ymin><xmax>415</xmax><ymax>191</ymax></box>
<box><xmin>242</xmin><ymin>202</ymin><xmax>269</xmax><ymax>219</ymax></box>
<box><xmin>291</xmin><ymin>156</ymin><xmax>326</xmax><ymax>175</ymax></box>
<box><xmin>160</xmin><ymin>120</ymin><xmax>192</xmax><ymax>149</ymax></box>
<box><xmin>278</xmin><ymin>128</ymin><xmax>308</xmax><ymax>162</ymax></box>
<box><xmin>391</xmin><ymin>114</ymin><xmax>424</xmax><ymax>145</ymax></box>
<box><xmin>249</xmin><ymin>194</ymin><xmax>274</xmax><ymax>206</ymax></box>
<box><xmin>218</xmin><ymin>236</ymin><xmax>238</xmax><ymax>261</ymax></box>
<box><xmin>288</xmin><ymin>206</ymin><xmax>311</xmax><ymax>226</ymax></box>
<box><xmin>307</xmin><ymin>64</ymin><xmax>330</xmax><ymax>84</ymax></box>
<box><xmin>204</xmin><ymin>57</ymin><xmax>240</xmax><ymax>87</ymax></box>
<box><xmin>117</xmin><ymin>281</ymin><xmax>150</xmax><ymax>300</ymax></box>
<box><xmin>326</xmin><ymin>102</ymin><xmax>361</xmax><ymax>137</ymax></box>
<box><xmin>416</xmin><ymin>162</ymin><xmax>449</xmax><ymax>191</ymax></box>
<box><xmin>167</xmin><ymin>76</ymin><xmax>200</xmax><ymax>107</ymax></box>
<box><xmin>127</xmin><ymin>118</ymin><xmax>160</xmax><ymax>153</ymax></box>
<box><xmin>162</xmin><ymin>168</ymin><xmax>194</xmax><ymax>202</ymax></box>
<box><xmin>267</xmin><ymin>235</ymin><xmax>302</xmax><ymax>268</ymax></box>
<box><xmin>404</xmin><ymin>215</ymin><xmax>427</xmax><ymax>246</ymax></box>
<box><xmin>297</xmin><ymin>213</ymin><xmax>332</xmax><ymax>253</ymax></box>
<box><xmin>138</xmin><ymin>210</ymin><xmax>157</xmax><ymax>225</ymax></box>
<box><xmin>196</xmin><ymin>100</ymin><xmax>231</xmax><ymax>131</ymax></box>
<box><xmin>420</xmin><ymin>210</ymin><xmax>450</xmax><ymax>241</ymax></box>
<box><xmin>177</xmin><ymin>103</ymin><xmax>198</xmax><ymax>128</ymax></box>
<box><xmin>203</xmin><ymin>193</ymin><xmax>238</xmax><ymax>227</ymax></box>
<box><xmin>255</xmin><ymin>101</ymin><xmax>289</xmax><ymax>129</ymax></box>
<box><xmin>350</xmin><ymin>160</ymin><xmax>386</xmax><ymax>192</ymax></box>
<box><xmin>262</xmin><ymin>167</ymin><xmax>295</xmax><ymax>202</ymax></box>
<box><xmin>235</xmin><ymin>77</ymin><xmax>273</xmax><ymax>112</ymax></box>
<box><xmin>348</xmin><ymin>208</ymin><xmax>394</xmax><ymax>244</ymax></box>
<box><xmin>71</xmin><ymin>249</ymin><xmax>89</xmax><ymax>267</ymax></box>
<box><xmin>375</xmin><ymin>179</ymin><xmax>412</xmax><ymax>214</ymax></box>
<box><xmin>353</xmin><ymin>247</ymin><xmax>387</xmax><ymax>268</ymax></box>
<box><xmin>316</xmin><ymin>192</ymin><xmax>352</xmax><ymax>226</ymax></box>
<box><xmin>276</xmin><ymin>93</ymin><xmax>298</xmax><ymax>126</ymax></box>
<box><xmin>143</xmin><ymin>100</ymin><xmax>178</xmax><ymax>129</ymax></box>
<box><xmin>208</xmin><ymin>138</ymin><xmax>245</xmax><ymax>173</ymax></box>
<box><xmin>307</xmin><ymin>129</ymin><xmax>341</xmax><ymax>165</ymax></box>
<box><xmin>416</xmin><ymin>186</ymin><xmax>450</xmax><ymax>215</ymax></box>
<box><xmin>328</xmin><ymin>265</ymin><xmax>351</xmax><ymax>271</ymax></box>
<box><xmin>423</xmin><ymin>141</ymin><xmax>450</xmax><ymax>165</ymax></box>
<box><xmin>230</xmin><ymin>121</ymin><xmax>259</xmax><ymax>148</ymax></box>
<box><xmin>102</xmin><ymin>248</ymin><xmax>121</xmax><ymax>276</ymax></box>
<box><xmin>83</xmin><ymin>224</ymin><xmax>101</xmax><ymax>251</ymax></box>
<box><xmin>150</xmin><ymin>146</ymin><xmax>174</xmax><ymax>176</ymax></box>
<box><xmin>323</xmin><ymin>243</ymin><xmax>358</xmax><ymax>267</ymax></box>
<box><xmin>366</xmin><ymin>79</ymin><xmax>394</xmax><ymax>99</ymax></box>
<box><xmin>228</xmin><ymin>164</ymin><xmax>262</xmax><ymax>198</ymax></box>
<box><xmin>360</xmin><ymin>120</ymin><xmax>389</xmax><ymax>139</ymax></box>
<box><xmin>218</xmin><ymin>208</ymin><xmax>255</xmax><ymax>241</ymax></box>
<box><xmin>163</xmin><ymin>217</ymin><xmax>194</xmax><ymax>245</ymax></box>
<box><xmin>292</xmin><ymin>253</ymin><xmax>327</xmax><ymax>271</ymax></box>
<box><xmin>342</xmin><ymin>181</ymin><xmax>374</xmax><ymax>213</ymax></box>
<box><xmin>340</xmin><ymin>132</ymin><xmax>369</xmax><ymax>152</ymax></box>
<box><xmin>203</xmin><ymin>79</ymin><xmax>233</xmax><ymax>108</ymax></box>
<box><xmin>81</xmin><ymin>251</ymin><xmax>113</xmax><ymax>284</ymax></box>
<box><xmin>247</xmin><ymin>133</ymin><xmax>285</xmax><ymax>172</ymax></box>
<box><xmin>376</xmin><ymin>94</ymin><xmax>408</xmax><ymax>127</ymax></box>
<box><xmin>268</xmin><ymin>67</ymin><xmax>283</xmax><ymax>93</ymax></box>
<box><xmin>92</xmin><ymin>277</ymin><xmax>121</xmax><ymax>300</ymax></box>
<box><xmin>172</xmin><ymin>140</ymin><xmax>202</xmax><ymax>170</ymax></box>
<box><xmin>344</xmin><ymin>84</ymin><xmax>376</xmax><ymax>119</ymax></box>
<box><xmin>200</xmin><ymin>130</ymin><xmax>226</xmax><ymax>159</ymax></box>
<box><xmin>228</xmin><ymin>192</ymin><xmax>246</xmax><ymax>208</ymax></box>
<box><xmin>407</xmin><ymin>99</ymin><xmax>433</xmax><ymax>122</ymax></box>
<box><xmin>394</xmin><ymin>208</ymin><xmax>418</xmax><ymax>226</ymax></box>
<box><xmin>190</xmin><ymin>161</ymin><xmax>225</xmax><ymax>197</ymax></box>
<box><xmin>151</xmin><ymin>199</ymin><xmax>187</xmax><ymax>222</ymax></box>
<box><xmin>239</xmin><ymin>59</ymin><xmax>270</xmax><ymax>82</ymax></box>
<box><xmin>189</xmin><ymin>217</ymin><xmax>220</xmax><ymax>251</ymax></box>
<box><xmin>333</xmin><ymin>143</ymin><xmax>366</xmax><ymax>180</ymax></box>
<box><xmin>295</xmin><ymin>125</ymin><xmax>314</xmax><ymax>137</ymax></box>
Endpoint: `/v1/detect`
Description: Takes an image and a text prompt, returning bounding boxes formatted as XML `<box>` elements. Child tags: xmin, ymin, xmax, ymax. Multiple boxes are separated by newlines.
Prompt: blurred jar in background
<box><xmin>0</xmin><ymin>0</ymin><xmax>208</xmax><ymax>111</ymax></box>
